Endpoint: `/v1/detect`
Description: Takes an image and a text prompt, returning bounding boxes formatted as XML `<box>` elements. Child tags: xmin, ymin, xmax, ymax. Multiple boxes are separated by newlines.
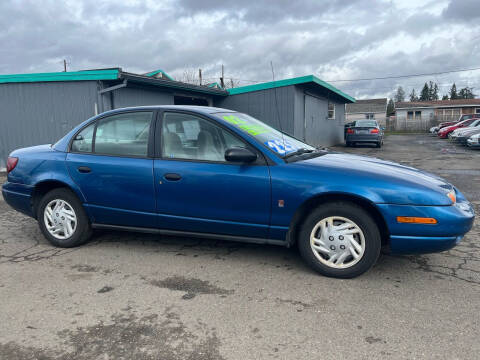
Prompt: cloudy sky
<box><xmin>1</xmin><ymin>0</ymin><xmax>479</xmax><ymax>99</ymax></box>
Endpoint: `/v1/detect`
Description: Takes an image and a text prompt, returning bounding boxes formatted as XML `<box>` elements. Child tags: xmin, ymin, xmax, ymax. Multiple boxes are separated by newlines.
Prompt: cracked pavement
<box><xmin>0</xmin><ymin>134</ymin><xmax>479</xmax><ymax>359</ymax></box>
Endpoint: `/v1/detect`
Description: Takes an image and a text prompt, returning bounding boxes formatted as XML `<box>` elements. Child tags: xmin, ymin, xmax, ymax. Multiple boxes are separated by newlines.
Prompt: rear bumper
<box><xmin>1</xmin><ymin>182</ymin><xmax>34</xmax><ymax>217</ymax></box>
<box><xmin>377</xmin><ymin>199</ymin><xmax>475</xmax><ymax>254</ymax></box>
<box><xmin>346</xmin><ymin>134</ymin><xmax>382</xmax><ymax>143</ymax></box>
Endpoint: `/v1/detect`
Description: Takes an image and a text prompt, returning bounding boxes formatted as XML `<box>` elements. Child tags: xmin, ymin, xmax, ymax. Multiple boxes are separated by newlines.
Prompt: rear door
<box><xmin>66</xmin><ymin>110</ymin><xmax>156</xmax><ymax>228</ymax></box>
<box><xmin>153</xmin><ymin>111</ymin><xmax>271</xmax><ymax>238</ymax></box>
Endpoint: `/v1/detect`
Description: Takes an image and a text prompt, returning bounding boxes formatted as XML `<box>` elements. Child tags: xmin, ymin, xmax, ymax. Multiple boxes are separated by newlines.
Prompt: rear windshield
<box><xmin>354</xmin><ymin>120</ymin><xmax>377</xmax><ymax>127</ymax></box>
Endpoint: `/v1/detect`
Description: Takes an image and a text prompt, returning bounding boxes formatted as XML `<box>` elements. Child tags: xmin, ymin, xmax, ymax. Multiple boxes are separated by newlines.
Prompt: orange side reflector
<box><xmin>397</xmin><ymin>216</ymin><xmax>437</xmax><ymax>224</ymax></box>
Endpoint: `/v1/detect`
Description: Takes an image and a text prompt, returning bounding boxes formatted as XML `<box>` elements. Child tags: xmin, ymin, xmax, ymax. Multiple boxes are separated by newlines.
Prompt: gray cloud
<box><xmin>443</xmin><ymin>0</ymin><xmax>480</xmax><ymax>21</ymax></box>
<box><xmin>0</xmin><ymin>0</ymin><xmax>478</xmax><ymax>99</ymax></box>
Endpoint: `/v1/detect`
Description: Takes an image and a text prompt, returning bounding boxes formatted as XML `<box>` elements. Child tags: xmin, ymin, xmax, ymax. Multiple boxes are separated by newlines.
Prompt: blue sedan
<box><xmin>2</xmin><ymin>106</ymin><xmax>475</xmax><ymax>278</ymax></box>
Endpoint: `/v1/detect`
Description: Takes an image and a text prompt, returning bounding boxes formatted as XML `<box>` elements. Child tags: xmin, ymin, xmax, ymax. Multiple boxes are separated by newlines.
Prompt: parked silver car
<box><xmin>467</xmin><ymin>133</ymin><xmax>480</xmax><ymax>148</ymax></box>
<box><xmin>345</xmin><ymin>120</ymin><xmax>384</xmax><ymax>148</ymax></box>
<box><xmin>450</xmin><ymin>119</ymin><xmax>480</xmax><ymax>144</ymax></box>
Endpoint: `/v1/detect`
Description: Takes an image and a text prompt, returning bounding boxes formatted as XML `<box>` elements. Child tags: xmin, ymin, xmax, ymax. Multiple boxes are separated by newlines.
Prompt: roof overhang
<box><xmin>119</xmin><ymin>72</ymin><xmax>228</xmax><ymax>96</ymax></box>
<box><xmin>227</xmin><ymin>75</ymin><xmax>355</xmax><ymax>103</ymax></box>
<box><xmin>0</xmin><ymin>68</ymin><xmax>120</xmax><ymax>84</ymax></box>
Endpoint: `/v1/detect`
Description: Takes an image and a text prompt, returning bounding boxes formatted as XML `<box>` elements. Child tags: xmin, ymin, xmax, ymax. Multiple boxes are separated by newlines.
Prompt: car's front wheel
<box><xmin>297</xmin><ymin>202</ymin><xmax>381</xmax><ymax>278</ymax></box>
<box><xmin>37</xmin><ymin>188</ymin><xmax>92</xmax><ymax>248</ymax></box>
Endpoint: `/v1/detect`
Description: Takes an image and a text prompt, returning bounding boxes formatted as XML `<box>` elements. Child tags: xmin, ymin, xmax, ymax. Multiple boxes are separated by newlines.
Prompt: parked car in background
<box><xmin>450</xmin><ymin>119</ymin><xmax>480</xmax><ymax>144</ymax></box>
<box><xmin>467</xmin><ymin>133</ymin><xmax>480</xmax><ymax>148</ymax></box>
<box><xmin>434</xmin><ymin>114</ymin><xmax>478</xmax><ymax>135</ymax></box>
<box><xmin>437</xmin><ymin>118</ymin><xmax>477</xmax><ymax>139</ymax></box>
<box><xmin>2</xmin><ymin>106</ymin><xmax>475</xmax><ymax>278</ymax></box>
<box><xmin>345</xmin><ymin>119</ymin><xmax>384</xmax><ymax>148</ymax></box>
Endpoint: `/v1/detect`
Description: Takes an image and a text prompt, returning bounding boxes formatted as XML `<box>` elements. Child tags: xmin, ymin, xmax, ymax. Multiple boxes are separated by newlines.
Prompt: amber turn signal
<box><xmin>396</xmin><ymin>216</ymin><xmax>437</xmax><ymax>224</ymax></box>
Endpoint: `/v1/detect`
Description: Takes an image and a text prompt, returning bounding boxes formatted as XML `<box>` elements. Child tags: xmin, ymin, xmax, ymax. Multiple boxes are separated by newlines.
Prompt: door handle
<box><xmin>78</xmin><ymin>166</ymin><xmax>91</xmax><ymax>173</ymax></box>
<box><xmin>164</xmin><ymin>173</ymin><xmax>181</xmax><ymax>181</ymax></box>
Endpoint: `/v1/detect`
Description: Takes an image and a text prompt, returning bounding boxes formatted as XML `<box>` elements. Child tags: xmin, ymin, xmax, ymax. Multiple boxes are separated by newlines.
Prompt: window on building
<box><xmin>328</xmin><ymin>102</ymin><xmax>335</xmax><ymax>119</ymax></box>
<box><xmin>94</xmin><ymin>112</ymin><xmax>153</xmax><ymax>157</ymax></box>
<box><xmin>407</xmin><ymin>111</ymin><xmax>414</xmax><ymax>120</ymax></box>
<box><xmin>161</xmin><ymin>112</ymin><xmax>248</xmax><ymax>162</ymax></box>
<box><xmin>365</xmin><ymin>113</ymin><xmax>374</xmax><ymax>120</ymax></box>
<box><xmin>415</xmin><ymin>111</ymin><xmax>421</xmax><ymax>119</ymax></box>
<box><xmin>71</xmin><ymin>123</ymin><xmax>95</xmax><ymax>153</ymax></box>
<box><xmin>476</xmin><ymin>108</ymin><xmax>480</xmax><ymax>114</ymax></box>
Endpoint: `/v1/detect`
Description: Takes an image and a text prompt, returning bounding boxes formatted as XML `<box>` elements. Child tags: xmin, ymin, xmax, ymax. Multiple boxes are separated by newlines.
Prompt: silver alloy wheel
<box><xmin>43</xmin><ymin>199</ymin><xmax>77</xmax><ymax>240</ymax></box>
<box><xmin>310</xmin><ymin>216</ymin><xmax>365</xmax><ymax>269</ymax></box>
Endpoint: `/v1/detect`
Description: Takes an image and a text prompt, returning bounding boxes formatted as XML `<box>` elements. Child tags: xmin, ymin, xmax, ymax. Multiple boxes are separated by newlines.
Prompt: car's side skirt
<box><xmin>91</xmin><ymin>223</ymin><xmax>288</xmax><ymax>246</ymax></box>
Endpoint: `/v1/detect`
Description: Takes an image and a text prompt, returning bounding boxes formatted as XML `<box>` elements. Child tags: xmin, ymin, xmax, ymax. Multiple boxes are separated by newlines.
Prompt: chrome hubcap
<box><xmin>310</xmin><ymin>216</ymin><xmax>365</xmax><ymax>269</ymax></box>
<box><xmin>44</xmin><ymin>199</ymin><xmax>77</xmax><ymax>240</ymax></box>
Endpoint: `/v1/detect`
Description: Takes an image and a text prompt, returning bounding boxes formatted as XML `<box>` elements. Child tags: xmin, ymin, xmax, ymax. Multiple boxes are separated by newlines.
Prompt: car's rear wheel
<box><xmin>37</xmin><ymin>188</ymin><xmax>92</xmax><ymax>248</ymax></box>
<box><xmin>376</xmin><ymin>141</ymin><xmax>382</xmax><ymax>148</ymax></box>
<box><xmin>297</xmin><ymin>202</ymin><xmax>381</xmax><ymax>278</ymax></box>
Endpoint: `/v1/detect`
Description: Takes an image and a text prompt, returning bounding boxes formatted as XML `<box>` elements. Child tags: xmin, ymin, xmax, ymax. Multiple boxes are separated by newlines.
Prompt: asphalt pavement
<box><xmin>0</xmin><ymin>134</ymin><xmax>479</xmax><ymax>359</ymax></box>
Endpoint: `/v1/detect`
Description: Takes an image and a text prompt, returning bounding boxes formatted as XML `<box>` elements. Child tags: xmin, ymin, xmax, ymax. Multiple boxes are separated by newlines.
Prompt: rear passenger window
<box><xmin>71</xmin><ymin>123</ymin><xmax>95</xmax><ymax>153</ymax></box>
<box><xmin>94</xmin><ymin>112</ymin><xmax>152</xmax><ymax>157</ymax></box>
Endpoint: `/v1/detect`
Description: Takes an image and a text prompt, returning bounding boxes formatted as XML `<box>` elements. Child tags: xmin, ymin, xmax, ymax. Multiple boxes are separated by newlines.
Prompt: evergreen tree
<box><xmin>419</xmin><ymin>83</ymin><xmax>430</xmax><ymax>101</ymax></box>
<box><xmin>458</xmin><ymin>87</ymin><xmax>475</xmax><ymax>99</ymax></box>
<box><xmin>449</xmin><ymin>83</ymin><xmax>458</xmax><ymax>100</ymax></box>
<box><xmin>442</xmin><ymin>94</ymin><xmax>449</xmax><ymax>100</ymax></box>
<box><xmin>409</xmin><ymin>89</ymin><xmax>418</xmax><ymax>101</ymax></box>
<box><xmin>394</xmin><ymin>86</ymin><xmax>405</xmax><ymax>102</ymax></box>
<box><xmin>387</xmin><ymin>99</ymin><xmax>395</xmax><ymax>115</ymax></box>
<box><xmin>432</xmin><ymin>83</ymin><xmax>439</xmax><ymax>100</ymax></box>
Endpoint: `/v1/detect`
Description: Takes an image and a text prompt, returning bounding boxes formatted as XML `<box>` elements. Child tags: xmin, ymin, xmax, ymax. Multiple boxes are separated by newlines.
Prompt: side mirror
<box><xmin>225</xmin><ymin>147</ymin><xmax>257</xmax><ymax>163</ymax></box>
<box><xmin>381</xmin><ymin>127</ymin><xmax>385</xmax><ymax>131</ymax></box>
<box><xmin>74</xmin><ymin>135</ymin><xmax>84</xmax><ymax>141</ymax></box>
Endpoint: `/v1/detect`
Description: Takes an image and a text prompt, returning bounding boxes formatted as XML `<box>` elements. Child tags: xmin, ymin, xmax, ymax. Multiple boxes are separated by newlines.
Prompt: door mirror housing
<box><xmin>225</xmin><ymin>147</ymin><xmax>257</xmax><ymax>163</ymax></box>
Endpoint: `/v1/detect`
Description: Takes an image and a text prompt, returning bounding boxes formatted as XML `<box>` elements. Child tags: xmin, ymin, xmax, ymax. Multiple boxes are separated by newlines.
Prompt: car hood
<box><xmin>293</xmin><ymin>152</ymin><xmax>454</xmax><ymax>205</ymax></box>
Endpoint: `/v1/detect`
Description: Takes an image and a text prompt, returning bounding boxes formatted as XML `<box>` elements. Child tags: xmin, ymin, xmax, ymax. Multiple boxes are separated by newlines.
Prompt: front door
<box><xmin>153</xmin><ymin>111</ymin><xmax>271</xmax><ymax>238</ymax></box>
<box><xmin>66</xmin><ymin>111</ymin><xmax>156</xmax><ymax>228</ymax></box>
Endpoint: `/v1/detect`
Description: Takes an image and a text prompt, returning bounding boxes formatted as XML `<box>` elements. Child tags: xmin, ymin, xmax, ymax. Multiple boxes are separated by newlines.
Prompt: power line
<box><xmin>324</xmin><ymin>66</ymin><xmax>480</xmax><ymax>83</ymax></box>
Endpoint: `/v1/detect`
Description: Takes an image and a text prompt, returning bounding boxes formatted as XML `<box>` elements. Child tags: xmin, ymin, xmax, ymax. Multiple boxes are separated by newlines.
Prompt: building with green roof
<box><xmin>0</xmin><ymin>67</ymin><xmax>354</xmax><ymax>168</ymax></box>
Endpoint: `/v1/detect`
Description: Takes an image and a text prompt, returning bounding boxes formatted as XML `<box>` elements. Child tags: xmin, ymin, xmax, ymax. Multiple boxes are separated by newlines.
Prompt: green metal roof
<box><xmin>144</xmin><ymin>69</ymin><xmax>175</xmax><ymax>81</ymax></box>
<box><xmin>0</xmin><ymin>69</ymin><xmax>120</xmax><ymax>84</ymax></box>
<box><xmin>227</xmin><ymin>75</ymin><xmax>355</xmax><ymax>103</ymax></box>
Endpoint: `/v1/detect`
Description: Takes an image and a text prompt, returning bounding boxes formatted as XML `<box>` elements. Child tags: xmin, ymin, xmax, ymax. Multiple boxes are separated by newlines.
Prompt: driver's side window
<box><xmin>161</xmin><ymin>112</ymin><xmax>247</xmax><ymax>162</ymax></box>
<box><xmin>71</xmin><ymin>123</ymin><xmax>95</xmax><ymax>153</ymax></box>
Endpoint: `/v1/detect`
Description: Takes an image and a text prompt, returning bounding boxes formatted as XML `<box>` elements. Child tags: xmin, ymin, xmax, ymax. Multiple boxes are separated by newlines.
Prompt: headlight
<box><xmin>447</xmin><ymin>189</ymin><xmax>456</xmax><ymax>204</ymax></box>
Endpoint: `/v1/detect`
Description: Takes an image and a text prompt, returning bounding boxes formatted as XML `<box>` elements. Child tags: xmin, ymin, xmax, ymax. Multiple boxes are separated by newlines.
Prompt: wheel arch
<box><xmin>286</xmin><ymin>192</ymin><xmax>390</xmax><ymax>247</ymax></box>
<box><xmin>31</xmin><ymin>180</ymin><xmax>83</xmax><ymax>219</ymax></box>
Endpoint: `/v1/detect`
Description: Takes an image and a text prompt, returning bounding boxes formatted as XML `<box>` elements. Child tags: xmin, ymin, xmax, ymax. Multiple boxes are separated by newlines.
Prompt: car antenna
<box><xmin>270</xmin><ymin>61</ymin><xmax>288</xmax><ymax>156</ymax></box>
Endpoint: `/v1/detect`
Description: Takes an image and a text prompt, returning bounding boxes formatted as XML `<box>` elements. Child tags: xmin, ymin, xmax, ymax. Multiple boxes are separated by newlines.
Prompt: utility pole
<box><xmin>63</xmin><ymin>59</ymin><xmax>67</xmax><ymax>72</ymax></box>
<box><xmin>199</xmin><ymin>69</ymin><xmax>202</xmax><ymax>85</ymax></box>
<box><xmin>220</xmin><ymin>64</ymin><xmax>225</xmax><ymax>88</ymax></box>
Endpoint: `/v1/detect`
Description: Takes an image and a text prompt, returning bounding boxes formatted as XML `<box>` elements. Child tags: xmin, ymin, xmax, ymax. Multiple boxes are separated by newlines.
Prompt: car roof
<box><xmin>102</xmin><ymin>105</ymin><xmax>237</xmax><ymax>116</ymax></box>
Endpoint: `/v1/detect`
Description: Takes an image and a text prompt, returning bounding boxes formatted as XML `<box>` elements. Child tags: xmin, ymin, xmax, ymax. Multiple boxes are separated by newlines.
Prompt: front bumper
<box><xmin>377</xmin><ymin>198</ymin><xmax>475</xmax><ymax>254</ymax></box>
<box><xmin>467</xmin><ymin>138</ymin><xmax>480</xmax><ymax>148</ymax></box>
<box><xmin>1</xmin><ymin>181</ymin><xmax>34</xmax><ymax>217</ymax></box>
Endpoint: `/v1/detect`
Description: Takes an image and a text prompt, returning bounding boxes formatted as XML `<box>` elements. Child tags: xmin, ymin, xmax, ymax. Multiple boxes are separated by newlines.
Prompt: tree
<box><xmin>430</xmin><ymin>82</ymin><xmax>439</xmax><ymax>100</ymax></box>
<box><xmin>449</xmin><ymin>83</ymin><xmax>458</xmax><ymax>100</ymax></box>
<box><xmin>409</xmin><ymin>89</ymin><xmax>418</xmax><ymax>101</ymax></box>
<box><xmin>458</xmin><ymin>87</ymin><xmax>475</xmax><ymax>99</ymax></box>
<box><xmin>394</xmin><ymin>86</ymin><xmax>405</xmax><ymax>102</ymax></box>
<box><xmin>419</xmin><ymin>83</ymin><xmax>430</xmax><ymax>101</ymax></box>
<box><xmin>442</xmin><ymin>94</ymin><xmax>449</xmax><ymax>100</ymax></box>
<box><xmin>387</xmin><ymin>99</ymin><xmax>395</xmax><ymax>115</ymax></box>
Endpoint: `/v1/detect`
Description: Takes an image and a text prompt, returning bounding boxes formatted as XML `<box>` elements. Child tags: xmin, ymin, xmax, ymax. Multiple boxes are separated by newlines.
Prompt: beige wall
<box><xmin>345</xmin><ymin>112</ymin><xmax>387</xmax><ymax>126</ymax></box>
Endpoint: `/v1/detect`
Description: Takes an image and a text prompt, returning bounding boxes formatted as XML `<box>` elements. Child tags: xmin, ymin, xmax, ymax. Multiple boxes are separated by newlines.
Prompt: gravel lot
<box><xmin>1</xmin><ymin>134</ymin><xmax>479</xmax><ymax>359</ymax></box>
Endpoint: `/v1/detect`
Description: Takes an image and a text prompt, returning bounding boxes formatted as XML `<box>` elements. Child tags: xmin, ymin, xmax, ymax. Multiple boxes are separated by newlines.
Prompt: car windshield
<box><xmin>469</xmin><ymin>119</ymin><xmax>480</xmax><ymax>127</ymax></box>
<box><xmin>354</xmin><ymin>120</ymin><xmax>377</xmax><ymax>127</ymax></box>
<box><xmin>215</xmin><ymin>112</ymin><xmax>315</xmax><ymax>157</ymax></box>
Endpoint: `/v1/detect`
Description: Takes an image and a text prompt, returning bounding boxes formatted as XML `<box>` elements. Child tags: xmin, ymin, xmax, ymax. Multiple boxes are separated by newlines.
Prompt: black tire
<box><xmin>297</xmin><ymin>201</ymin><xmax>381</xmax><ymax>278</ymax></box>
<box><xmin>37</xmin><ymin>188</ymin><xmax>92</xmax><ymax>248</ymax></box>
<box><xmin>376</xmin><ymin>141</ymin><xmax>382</xmax><ymax>148</ymax></box>
<box><xmin>345</xmin><ymin>142</ymin><xmax>351</xmax><ymax>147</ymax></box>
